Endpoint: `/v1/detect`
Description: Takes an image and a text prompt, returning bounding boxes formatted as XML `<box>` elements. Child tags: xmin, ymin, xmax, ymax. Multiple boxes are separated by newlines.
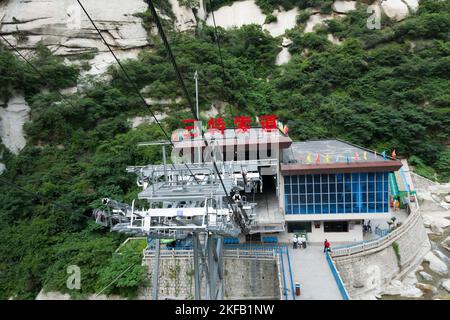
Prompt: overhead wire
<box><xmin>142</xmin><ymin>0</ymin><xmax>249</xmax><ymax>232</ymax></box>
<box><xmin>76</xmin><ymin>0</ymin><xmax>200</xmax><ymax>183</ymax></box>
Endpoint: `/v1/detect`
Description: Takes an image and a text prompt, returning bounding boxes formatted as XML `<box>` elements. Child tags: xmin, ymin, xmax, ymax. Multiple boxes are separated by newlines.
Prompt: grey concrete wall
<box><xmin>333</xmin><ymin>210</ymin><xmax>430</xmax><ymax>298</ymax></box>
<box><xmin>223</xmin><ymin>257</ymin><xmax>280</xmax><ymax>299</ymax></box>
<box><xmin>143</xmin><ymin>252</ymin><xmax>281</xmax><ymax>300</ymax></box>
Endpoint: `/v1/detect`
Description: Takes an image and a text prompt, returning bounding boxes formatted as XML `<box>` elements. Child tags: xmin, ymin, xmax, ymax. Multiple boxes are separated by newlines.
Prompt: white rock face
<box><xmin>206</xmin><ymin>0</ymin><xmax>298</xmax><ymax>37</ymax></box>
<box><xmin>434</xmin><ymin>250</ymin><xmax>449</xmax><ymax>262</ymax></box>
<box><xmin>431</xmin><ymin>222</ymin><xmax>444</xmax><ymax>235</ymax></box>
<box><xmin>129</xmin><ymin>113</ymin><xmax>167</xmax><ymax>128</ymax></box>
<box><xmin>196</xmin><ymin>0</ymin><xmax>207</xmax><ymax>20</ymax></box>
<box><xmin>424</xmin><ymin>251</ymin><xmax>448</xmax><ymax>276</ymax></box>
<box><xmin>263</xmin><ymin>8</ymin><xmax>298</xmax><ymax>37</ymax></box>
<box><xmin>442</xmin><ymin>237</ymin><xmax>450</xmax><ymax>252</ymax></box>
<box><xmin>332</xmin><ymin>1</ymin><xmax>357</xmax><ymax>13</ymax></box>
<box><xmin>403</xmin><ymin>0</ymin><xmax>420</xmax><ymax>12</ymax></box>
<box><xmin>429</xmin><ymin>183</ymin><xmax>450</xmax><ymax>195</ymax></box>
<box><xmin>327</xmin><ymin>33</ymin><xmax>342</xmax><ymax>45</ymax></box>
<box><xmin>35</xmin><ymin>290</ymin><xmax>71</xmax><ymax>300</ymax></box>
<box><xmin>442</xmin><ymin>279</ymin><xmax>450</xmax><ymax>292</ymax></box>
<box><xmin>416</xmin><ymin>282</ymin><xmax>437</xmax><ymax>294</ymax></box>
<box><xmin>423</xmin><ymin>215</ymin><xmax>433</xmax><ymax>228</ymax></box>
<box><xmin>143</xmin><ymin>97</ymin><xmax>183</xmax><ymax>106</ymax></box>
<box><xmin>304</xmin><ymin>13</ymin><xmax>338</xmax><ymax>33</ymax></box>
<box><xmin>423</xmin><ymin>214</ymin><xmax>450</xmax><ymax>233</ymax></box>
<box><xmin>0</xmin><ymin>94</ymin><xmax>30</xmax><ymax>155</ymax></box>
<box><xmin>275</xmin><ymin>37</ymin><xmax>293</xmax><ymax>65</ymax></box>
<box><xmin>35</xmin><ymin>289</ymin><xmax>125</xmax><ymax>300</ymax></box>
<box><xmin>419</xmin><ymin>271</ymin><xmax>433</xmax><ymax>281</ymax></box>
<box><xmin>282</xmin><ymin>37</ymin><xmax>293</xmax><ymax>47</ymax></box>
<box><xmin>0</xmin><ymin>0</ymin><xmax>150</xmax><ymax>72</ymax></box>
<box><xmin>403</xmin><ymin>271</ymin><xmax>419</xmax><ymax>286</ymax></box>
<box><xmin>81</xmin><ymin>49</ymin><xmax>142</xmax><ymax>77</ymax></box>
<box><xmin>379</xmin><ymin>0</ymin><xmax>417</xmax><ymax>22</ymax></box>
<box><xmin>206</xmin><ymin>1</ymin><xmax>266</xmax><ymax>30</ymax></box>
<box><xmin>168</xmin><ymin>0</ymin><xmax>197</xmax><ymax>32</ymax></box>
<box><xmin>203</xmin><ymin>104</ymin><xmax>221</xmax><ymax>119</ymax></box>
<box><xmin>383</xmin><ymin>279</ymin><xmax>423</xmax><ymax>298</ymax></box>
<box><xmin>433</xmin><ymin>217</ymin><xmax>450</xmax><ymax>229</ymax></box>
<box><xmin>275</xmin><ymin>47</ymin><xmax>292</xmax><ymax>65</ymax></box>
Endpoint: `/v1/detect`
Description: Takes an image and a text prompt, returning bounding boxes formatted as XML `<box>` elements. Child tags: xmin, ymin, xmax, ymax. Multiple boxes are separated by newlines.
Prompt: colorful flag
<box><xmin>363</xmin><ymin>151</ymin><xmax>368</xmax><ymax>160</ymax></box>
<box><xmin>325</xmin><ymin>154</ymin><xmax>331</xmax><ymax>163</ymax></box>
<box><xmin>335</xmin><ymin>155</ymin><xmax>340</xmax><ymax>163</ymax></box>
<box><xmin>306</xmin><ymin>153</ymin><xmax>312</xmax><ymax>164</ymax></box>
<box><xmin>382</xmin><ymin>150</ymin><xmax>387</xmax><ymax>160</ymax></box>
<box><xmin>354</xmin><ymin>152</ymin><xmax>359</xmax><ymax>161</ymax></box>
<box><xmin>346</xmin><ymin>154</ymin><xmax>350</xmax><ymax>164</ymax></box>
<box><xmin>316</xmin><ymin>153</ymin><xmax>321</xmax><ymax>164</ymax></box>
<box><xmin>391</xmin><ymin>149</ymin><xmax>396</xmax><ymax>160</ymax></box>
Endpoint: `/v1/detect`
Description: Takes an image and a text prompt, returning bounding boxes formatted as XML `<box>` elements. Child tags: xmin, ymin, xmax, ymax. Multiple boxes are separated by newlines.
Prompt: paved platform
<box><xmin>363</xmin><ymin>208</ymin><xmax>409</xmax><ymax>241</ymax></box>
<box><xmin>287</xmin><ymin>244</ymin><xmax>342</xmax><ymax>300</ymax></box>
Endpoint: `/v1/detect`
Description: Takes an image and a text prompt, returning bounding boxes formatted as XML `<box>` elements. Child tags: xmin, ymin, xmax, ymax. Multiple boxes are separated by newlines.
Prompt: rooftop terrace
<box><xmin>281</xmin><ymin>139</ymin><xmax>403</xmax><ymax>175</ymax></box>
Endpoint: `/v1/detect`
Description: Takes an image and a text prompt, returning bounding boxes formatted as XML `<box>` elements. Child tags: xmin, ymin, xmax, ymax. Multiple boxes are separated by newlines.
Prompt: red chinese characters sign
<box><xmin>182</xmin><ymin>114</ymin><xmax>285</xmax><ymax>137</ymax></box>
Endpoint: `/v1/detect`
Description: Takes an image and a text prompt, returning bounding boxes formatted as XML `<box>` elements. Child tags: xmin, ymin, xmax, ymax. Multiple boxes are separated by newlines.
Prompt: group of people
<box><xmin>291</xmin><ymin>235</ymin><xmax>332</xmax><ymax>253</ymax></box>
<box><xmin>292</xmin><ymin>234</ymin><xmax>307</xmax><ymax>249</ymax></box>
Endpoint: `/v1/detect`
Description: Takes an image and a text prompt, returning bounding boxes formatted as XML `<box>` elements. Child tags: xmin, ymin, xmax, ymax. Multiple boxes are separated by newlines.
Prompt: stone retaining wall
<box><xmin>143</xmin><ymin>250</ymin><xmax>281</xmax><ymax>300</ymax></box>
<box><xmin>333</xmin><ymin>206</ymin><xmax>430</xmax><ymax>298</ymax></box>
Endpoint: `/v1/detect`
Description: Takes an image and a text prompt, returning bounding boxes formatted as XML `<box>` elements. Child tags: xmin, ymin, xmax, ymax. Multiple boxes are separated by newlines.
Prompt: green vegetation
<box><xmin>392</xmin><ymin>242</ymin><xmax>401</xmax><ymax>270</ymax></box>
<box><xmin>296</xmin><ymin>9</ymin><xmax>312</xmax><ymax>24</ymax></box>
<box><xmin>179</xmin><ymin>0</ymin><xmax>200</xmax><ymax>8</ymax></box>
<box><xmin>254</xmin><ymin>0</ymin><xmax>334</xmax><ymax>15</ymax></box>
<box><xmin>0</xmin><ymin>0</ymin><xmax>449</xmax><ymax>299</ymax></box>
<box><xmin>96</xmin><ymin>240</ymin><xmax>148</xmax><ymax>298</ymax></box>
<box><xmin>265</xmin><ymin>13</ymin><xmax>278</xmax><ymax>24</ymax></box>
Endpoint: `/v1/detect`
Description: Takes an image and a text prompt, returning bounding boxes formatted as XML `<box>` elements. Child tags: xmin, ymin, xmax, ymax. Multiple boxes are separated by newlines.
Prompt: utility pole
<box><xmin>194</xmin><ymin>71</ymin><xmax>202</xmax><ymax>163</ymax></box>
<box><xmin>194</xmin><ymin>71</ymin><xmax>199</xmax><ymax>120</ymax></box>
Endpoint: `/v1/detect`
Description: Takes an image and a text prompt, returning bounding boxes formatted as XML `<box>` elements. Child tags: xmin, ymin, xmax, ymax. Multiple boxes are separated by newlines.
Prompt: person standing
<box><xmin>299</xmin><ymin>234</ymin><xmax>307</xmax><ymax>248</ymax></box>
<box><xmin>324</xmin><ymin>239</ymin><xmax>330</xmax><ymax>253</ymax></box>
<box><xmin>297</xmin><ymin>236</ymin><xmax>303</xmax><ymax>249</ymax></box>
<box><xmin>292</xmin><ymin>235</ymin><xmax>298</xmax><ymax>249</ymax></box>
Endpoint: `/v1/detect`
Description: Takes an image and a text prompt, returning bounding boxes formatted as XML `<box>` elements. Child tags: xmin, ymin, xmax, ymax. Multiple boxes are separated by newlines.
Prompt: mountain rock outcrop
<box><xmin>0</xmin><ymin>0</ymin><xmax>151</xmax><ymax>72</ymax></box>
<box><xmin>0</xmin><ymin>94</ymin><xmax>30</xmax><ymax>155</ymax></box>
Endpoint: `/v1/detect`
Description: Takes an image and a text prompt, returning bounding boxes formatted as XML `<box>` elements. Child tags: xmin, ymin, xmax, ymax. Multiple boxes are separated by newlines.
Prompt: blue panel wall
<box><xmin>284</xmin><ymin>172</ymin><xmax>389</xmax><ymax>214</ymax></box>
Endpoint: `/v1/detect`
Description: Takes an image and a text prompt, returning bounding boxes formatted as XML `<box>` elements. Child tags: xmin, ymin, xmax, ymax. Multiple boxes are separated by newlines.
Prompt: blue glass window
<box><xmin>284</xmin><ymin>172</ymin><xmax>390</xmax><ymax>215</ymax></box>
<box><xmin>330</xmin><ymin>203</ymin><xmax>337</xmax><ymax>213</ymax></box>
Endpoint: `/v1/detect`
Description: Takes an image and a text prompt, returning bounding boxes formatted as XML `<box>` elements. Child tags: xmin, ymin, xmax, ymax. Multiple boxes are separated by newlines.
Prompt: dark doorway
<box><xmin>246</xmin><ymin>233</ymin><xmax>261</xmax><ymax>242</ymax></box>
<box><xmin>261</xmin><ymin>171</ymin><xmax>276</xmax><ymax>193</ymax></box>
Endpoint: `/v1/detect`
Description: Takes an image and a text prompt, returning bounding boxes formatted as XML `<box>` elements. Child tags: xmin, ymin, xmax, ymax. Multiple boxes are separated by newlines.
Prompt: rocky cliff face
<box><xmin>0</xmin><ymin>93</ymin><xmax>30</xmax><ymax>155</ymax></box>
<box><xmin>205</xmin><ymin>0</ymin><xmax>420</xmax><ymax>34</ymax></box>
<box><xmin>0</xmin><ymin>0</ymin><xmax>150</xmax><ymax>54</ymax></box>
<box><xmin>0</xmin><ymin>0</ymin><xmax>420</xmax><ymax>157</ymax></box>
<box><xmin>0</xmin><ymin>0</ymin><xmax>154</xmax><ymax>158</ymax></box>
<box><xmin>0</xmin><ymin>0</ymin><xmax>421</xmax><ymax>75</ymax></box>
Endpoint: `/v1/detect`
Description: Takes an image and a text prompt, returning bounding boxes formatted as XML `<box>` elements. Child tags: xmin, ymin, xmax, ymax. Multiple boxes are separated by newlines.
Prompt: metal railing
<box><xmin>331</xmin><ymin>200</ymin><xmax>421</xmax><ymax>257</ymax></box>
<box><xmin>285</xmin><ymin>247</ymin><xmax>296</xmax><ymax>300</ymax></box>
<box><xmin>143</xmin><ymin>248</ymin><xmax>277</xmax><ymax>260</ymax></box>
<box><xmin>325</xmin><ymin>251</ymin><xmax>350</xmax><ymax>300</ymax></box>
<box><xmin>375</xmin><ymin>227</ymin><xmax>390</xmax><ymax>237</ymax></box>
<box><xmin>279</xmin><ymin>247</ymin><xmax>288</xmax><ymax>300</ymax></box>
<box><xmin>115</xmin><ymin>237</ymin><xmax>146</xmax><ymax>253</ymax></box>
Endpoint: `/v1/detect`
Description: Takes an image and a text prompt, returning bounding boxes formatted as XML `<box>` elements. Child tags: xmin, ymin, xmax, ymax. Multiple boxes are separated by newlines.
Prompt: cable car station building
<box><xmin>172</xmin><ymin>125</ymin><xmax>402</xmax><ymax>244</ymax></box>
